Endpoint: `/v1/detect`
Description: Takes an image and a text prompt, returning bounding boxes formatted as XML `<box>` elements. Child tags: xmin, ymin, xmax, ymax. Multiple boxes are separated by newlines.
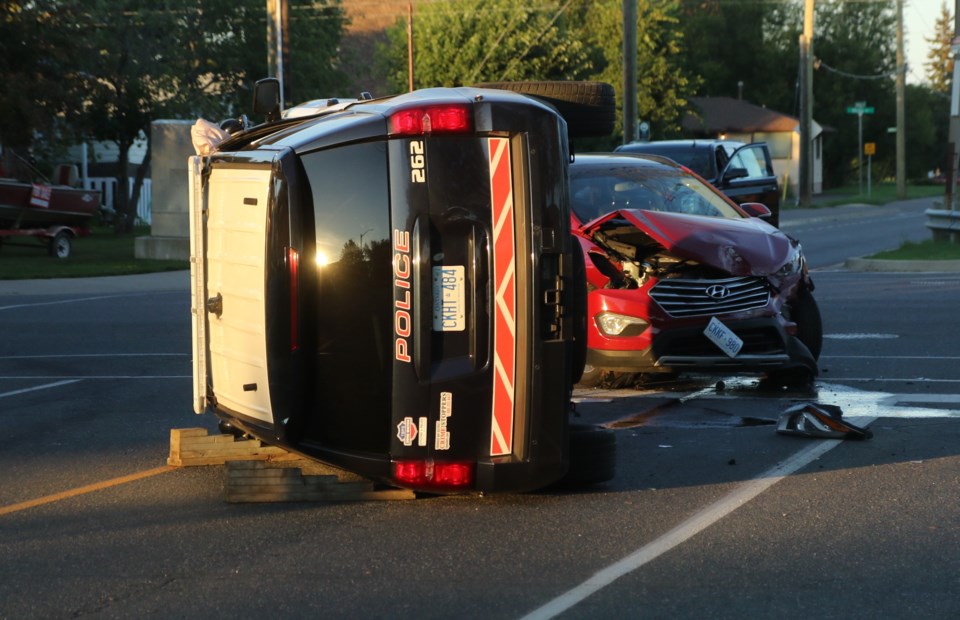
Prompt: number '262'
<box><xmin>410</xmin><ymin>141</ymin><xmax>425</xmax><ymax>183</ymax></box>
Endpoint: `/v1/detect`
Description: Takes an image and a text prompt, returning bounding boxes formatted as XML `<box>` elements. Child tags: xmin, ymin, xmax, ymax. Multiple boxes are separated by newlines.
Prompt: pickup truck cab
<box><xmin>189</xmin><ymin>79</ymin><xmax>615</xmax><ymax>493</ymax></box>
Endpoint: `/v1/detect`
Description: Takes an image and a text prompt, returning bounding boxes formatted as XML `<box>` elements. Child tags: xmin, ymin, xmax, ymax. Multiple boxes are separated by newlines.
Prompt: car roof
<box><xmin>571</xmin><ymin>152</ymin><xmax>685</xmax><ymax>171</ymax></box>
<box><xmin>617</xmin><ymin>139</ymin><xmax>746</xmax><ymax>150</ymax></box>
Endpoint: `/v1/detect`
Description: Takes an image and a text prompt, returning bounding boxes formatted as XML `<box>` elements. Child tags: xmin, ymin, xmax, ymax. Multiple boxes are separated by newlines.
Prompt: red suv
<box><xmin>570</xmin><ymin>153</ymin><xmax>820</xmax><ymax>388</ymax></box>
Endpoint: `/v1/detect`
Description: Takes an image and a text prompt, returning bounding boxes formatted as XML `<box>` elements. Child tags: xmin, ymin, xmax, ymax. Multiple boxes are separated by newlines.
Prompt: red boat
<box><xmin>0</xmin><ymin>178</ymin><xmax>100</xmax><ymax>229</ymax></box>
<box><xmin>0</xmin><ymin>165</ymin><xmax>101</xmax><ymax>258</ymax></box>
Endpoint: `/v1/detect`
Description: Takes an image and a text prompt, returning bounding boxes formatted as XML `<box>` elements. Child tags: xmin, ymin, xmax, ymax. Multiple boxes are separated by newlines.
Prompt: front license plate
<box><xmin>704</xmin><ymin>316</ymin><xmax>743</xmax><ymax>358</ymax></box>
<box><xmin>432</xmin><ymin>266</ymin><xmax>465</xmax><ymax>331</ymax></box>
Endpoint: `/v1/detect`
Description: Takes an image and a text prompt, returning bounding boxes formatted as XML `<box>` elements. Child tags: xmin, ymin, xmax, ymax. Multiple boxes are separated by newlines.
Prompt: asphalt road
<box><xmin>1</xmin><ymin>197</ymin><xmax>959</xmax><ymax>619</ymax></box>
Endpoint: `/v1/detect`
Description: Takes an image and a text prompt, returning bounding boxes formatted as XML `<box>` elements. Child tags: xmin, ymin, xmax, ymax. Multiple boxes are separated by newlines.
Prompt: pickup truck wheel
<box><xmin>48</xmin><ymin>231</ymin><xmax>71</xmax><ymax>259</ymax></box>
<box><xmin>473</xmin><ymin>81</ymin><xmax>616</xmax><ymax>138</ymax></box>
<box><xmin>561</xmin><ymin>423</ymin><xmax>616</xmax><ymax>486</ymax></box>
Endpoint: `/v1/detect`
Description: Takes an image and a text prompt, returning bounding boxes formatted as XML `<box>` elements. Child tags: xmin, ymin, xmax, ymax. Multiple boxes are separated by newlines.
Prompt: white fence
<box><xmin>86</xmin><ymin>177</ymin><xmax>152</xmax><ymax>225</ymax></box>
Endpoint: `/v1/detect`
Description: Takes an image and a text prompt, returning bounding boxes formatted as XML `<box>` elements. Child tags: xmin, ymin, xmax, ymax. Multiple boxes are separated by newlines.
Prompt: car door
<box><xmin>718</xmin><ymin>143</ymin><xmax>780</xmax><ymax>225</ymax></box>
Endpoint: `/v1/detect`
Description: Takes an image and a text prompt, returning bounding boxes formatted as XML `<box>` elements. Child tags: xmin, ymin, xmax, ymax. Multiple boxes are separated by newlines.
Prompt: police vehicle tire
<box><xmin>473</xmin><ymin>81</ymin><xmax>616</xmax><ymax>138</ymax></box>
<box><xmin>792</xmin><ymin>291</ymin><xmax>822</xmax><ymax>360</ymax></box>
<box><xmin>563</xmin><ymin>423</ymin><xmax>616</xmax><ymax>486</ymax></box>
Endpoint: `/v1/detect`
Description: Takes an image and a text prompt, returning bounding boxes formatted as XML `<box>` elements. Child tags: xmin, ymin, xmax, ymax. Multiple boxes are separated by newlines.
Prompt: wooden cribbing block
<box><xmin>167</xmin><ymin>427</ymin><xmax>290</xmax><ymax>466</ymax></box>
<box><xmin>167</xmin><ymin>428</ymin><xmax>415</xmax><ymax>503</ymax></box>
<box><xmin>225</xmin><ymin>461</ymin><xmax>416</xmax><ymax>503</ymax></box>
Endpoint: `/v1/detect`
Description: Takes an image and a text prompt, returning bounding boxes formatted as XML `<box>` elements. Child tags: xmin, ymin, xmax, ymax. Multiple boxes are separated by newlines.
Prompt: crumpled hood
<box><xmin>580</xmin><ymin>209</ymin><xmax>795</xmax><ymax>276</ymax></box>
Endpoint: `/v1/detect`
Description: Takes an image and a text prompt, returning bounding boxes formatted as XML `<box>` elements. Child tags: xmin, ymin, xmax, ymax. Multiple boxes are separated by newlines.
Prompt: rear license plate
<box><xmin>704</xmin><ymin>316</ymin><xmax>743</xmax><ymax>357</ymax></box>
<box><xmin>432</xmin><ymin>266</ymin><xmax>465</xmax><ymax>331</ymax></box>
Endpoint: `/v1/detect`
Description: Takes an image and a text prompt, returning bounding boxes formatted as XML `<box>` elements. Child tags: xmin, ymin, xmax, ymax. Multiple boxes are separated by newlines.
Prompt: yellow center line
<box><xmin>0</xmin><ymin>465</ymin><xmax>177</xmax><ymax>517</ymax></box>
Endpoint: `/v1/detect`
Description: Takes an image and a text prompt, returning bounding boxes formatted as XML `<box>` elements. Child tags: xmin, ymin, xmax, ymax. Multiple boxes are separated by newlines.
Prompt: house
<box><xmin>682</xmin><ymin>96</ymin><xmax>825</xmax><ymax>196</ymax></box>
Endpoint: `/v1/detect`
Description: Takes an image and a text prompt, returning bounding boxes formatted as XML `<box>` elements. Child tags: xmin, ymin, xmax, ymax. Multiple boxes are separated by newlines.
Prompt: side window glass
<box><xmin>729</xmin><ymin>147</ymin><xmax>769</xmax><ymax>179</ymax></box>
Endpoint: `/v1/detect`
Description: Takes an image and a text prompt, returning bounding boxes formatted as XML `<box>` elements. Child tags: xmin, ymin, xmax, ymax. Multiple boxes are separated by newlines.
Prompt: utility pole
<box><xmin>267</xmin><ymin>0</ymin><xmax>286</xmax><ymax>109</ymax></box>
<box><xmin>407</xmin><ymin>2</ymin><xmax>415</xmax><ymax>92</ymax></box>
<box><xmin>798</xmin><ymin>0</ymin><xmax>815</xmax><ymax>206</ymax></box>
<box><xmin>622</xmin><ymin>0</ymin><xmax>638</xmax><ymax>145</ymax></box>
<box><xmin>950</xmin><ymin>0</ymin><xmax>960</xmax><ymax>210</ymax></box>
<box><xmin>895</xmin><ymin>0</ymin><xmax>906</xmax><ymax>199</ymax></box>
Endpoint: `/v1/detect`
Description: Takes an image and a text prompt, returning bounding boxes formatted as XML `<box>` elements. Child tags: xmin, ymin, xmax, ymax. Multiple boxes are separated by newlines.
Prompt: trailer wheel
<box><xmin>561</xmin><ymin>423</ymin><xmax>616</xmax><ymax>487</ymax></box>
<box><xmin>473</xmin><ymin>81</ymin><xmax>616</xmax><ymax>138</ymax></box>
<box><xmin>49</xmin><ymin>231</ymin><xmax>71</xmax><ymax>259</ymax></box>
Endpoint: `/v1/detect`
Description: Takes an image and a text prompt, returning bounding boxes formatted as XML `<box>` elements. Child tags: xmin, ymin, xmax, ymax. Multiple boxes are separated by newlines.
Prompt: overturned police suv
<box><xmin>189</xmin><ymin>79</ymin><xmax>616</xmax><ymax>494</ymax></box>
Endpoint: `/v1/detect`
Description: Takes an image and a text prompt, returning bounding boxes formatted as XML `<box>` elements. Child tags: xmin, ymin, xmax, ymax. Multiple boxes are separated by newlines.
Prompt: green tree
<box><xmin>812</xmin><ymin>0</ymin><xmax>898</xmax><ymax>187</ymax></box>
<box><xmin>925</xmin><ymin>1</ymin><xmax>954</xmax><ymax>93</ymax></box>
<box><xmin>676</xmin><ymin>0</ymin><xmax>798</xmax><ymax>113</ymax></box>
<box><xmin>577</xmin><ymin>0</ymin><xmax>692</xmax><ymax>141</ymax></box>
<box><xmin>380</xmin><ymin>0</ymin><xmax>692</xmax><ymax>142</ymax></box>
<box><xmin>381</xmin><ymin>0</ymin><xmax>594</xmax><ymax>92</ymax></box>
<box><xmin>0</xmin><ymin>1</ymin><xmax>81</xmax><ymax>172</ymax></box>
<box><xmin>1</xmin><ymin>0</ymin><xmax>347</xmax><ymax>232</ymax></box>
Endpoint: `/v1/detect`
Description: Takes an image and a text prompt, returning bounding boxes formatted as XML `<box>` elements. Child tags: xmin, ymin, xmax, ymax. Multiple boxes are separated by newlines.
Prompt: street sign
<box><xmin>865</xmin><ymin>142</ymin><xmax>876</xmax><ymax>156</ymax></box>
<box><xmin>846</xmin><ymin>104</ymin><xmax>875</xmax><ymax>114</ymax></box>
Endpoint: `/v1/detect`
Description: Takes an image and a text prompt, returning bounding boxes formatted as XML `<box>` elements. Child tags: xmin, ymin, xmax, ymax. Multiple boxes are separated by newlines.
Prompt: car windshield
<box><xmin>570</xmin><ymin>162</ymin><xmax>744</xmax><ymax>224</ymax></box>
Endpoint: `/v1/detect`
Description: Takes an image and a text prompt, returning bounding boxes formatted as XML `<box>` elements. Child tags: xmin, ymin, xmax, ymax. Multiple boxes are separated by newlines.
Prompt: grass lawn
<box><xmin>867</xmin><ymin>239</ymin><xmax>960</xmax><ymax>261</ymax></box>
<box><xmin>0</xmin><ymin>226</ymin><xmax>188</xmax><ymax>279</ymax></box>
<box><xmin>806</xmin><ymin>182</ymin><xmax>945</xmax><ymax>208</ymax></box>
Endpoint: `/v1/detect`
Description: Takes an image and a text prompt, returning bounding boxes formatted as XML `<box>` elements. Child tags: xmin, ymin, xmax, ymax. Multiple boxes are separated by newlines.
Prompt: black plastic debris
<box><xmin>776</xmin><ymin>403</ymin><xmax>873</xmax><ymax>440</ymax></box>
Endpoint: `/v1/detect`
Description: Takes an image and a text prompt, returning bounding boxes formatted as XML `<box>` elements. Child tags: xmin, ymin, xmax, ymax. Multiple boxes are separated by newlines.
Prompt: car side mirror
<box><xmin>739</xmin><ymin>202</ymin><xmax>771</xmax><ymax>219</ymax></box>
<box><xmin>253</xmin><ymin>78</ymin><xmax>281</xmax><ymax>122</ymax></box>
<box><xmin>722</xmin><ymin>167</ymin><xmax>749</xmax><ymax>183</ymax></box>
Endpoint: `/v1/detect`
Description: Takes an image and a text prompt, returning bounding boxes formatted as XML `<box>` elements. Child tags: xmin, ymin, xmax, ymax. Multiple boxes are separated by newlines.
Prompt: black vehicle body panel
<box><xmin>192</xmin><ymin>87</ymin><xmax>582</xmax><ymax>493</ymax></box>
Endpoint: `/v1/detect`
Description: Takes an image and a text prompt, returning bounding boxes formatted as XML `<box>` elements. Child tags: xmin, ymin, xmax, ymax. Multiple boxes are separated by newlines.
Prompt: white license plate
<box><xmin>432</xmin><ymin>266</ymin><xmax>465</xmax><ymax>331</ymax></box>
<box><xmin>704</xmin><ymin>316</ymin><xmax>743</xmax><ymax>358</ymax></box>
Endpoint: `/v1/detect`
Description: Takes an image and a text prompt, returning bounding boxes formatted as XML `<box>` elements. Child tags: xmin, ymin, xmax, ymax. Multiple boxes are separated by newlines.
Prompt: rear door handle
<box><xmin>206</xmin><ymin>293</ymin><xmax>223</xmax><ymax>318</ymax></box>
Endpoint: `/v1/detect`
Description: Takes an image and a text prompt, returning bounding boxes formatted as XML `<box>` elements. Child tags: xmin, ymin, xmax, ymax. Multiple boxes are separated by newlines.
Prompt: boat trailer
<box><xmin>0</xmin><ymin>224</ymin><xmax>89</xmax><ymax>258</ymax></box>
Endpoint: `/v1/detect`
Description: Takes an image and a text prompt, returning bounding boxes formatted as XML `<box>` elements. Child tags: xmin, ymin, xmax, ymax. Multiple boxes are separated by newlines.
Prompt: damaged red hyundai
<box><xmin>570</xmin><ymin>153</ymin><xmax>821</xmax><ymax>388</ymax></box>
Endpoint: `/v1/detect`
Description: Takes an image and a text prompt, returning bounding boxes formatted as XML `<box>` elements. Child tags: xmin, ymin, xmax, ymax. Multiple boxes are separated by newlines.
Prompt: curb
<box><xmin>844</xmin><ymin>257</ymin><xmax>960</xmax><ymax>273</ymax></box>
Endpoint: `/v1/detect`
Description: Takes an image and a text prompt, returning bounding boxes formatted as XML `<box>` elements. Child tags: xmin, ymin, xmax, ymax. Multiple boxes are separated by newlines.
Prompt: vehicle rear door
<box><xmin>190</xmin><ymin>159</ymin><xmax>276</xmax><ymax>425</ymax></box>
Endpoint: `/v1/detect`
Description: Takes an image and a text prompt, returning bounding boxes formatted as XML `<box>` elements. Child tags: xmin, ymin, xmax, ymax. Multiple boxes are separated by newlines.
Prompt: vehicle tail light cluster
<box><xmin>392</xmin><ymin>459</ymin><xmax>475</xmax><ymax>490</ymax></box>
<box><xmin>388</xmin><ymin>105</ymin><xmax>473</xmax><ymax>136</ymax></box>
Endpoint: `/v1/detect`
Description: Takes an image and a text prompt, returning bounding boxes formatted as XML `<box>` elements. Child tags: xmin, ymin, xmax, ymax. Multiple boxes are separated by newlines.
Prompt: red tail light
<box><xmin>287</xmin><ymin>247</ymin><xmax>299</xmax><ymax>351</ymax></box>
<box><xmin>392</xmin><ymin>459</ymin><xmax>475</xmax><ymax>490</ymax></box>
<box><xmin>389</xmin><ymin>105</ymin><xmax>473</xmax><ymax>136</ymax></box>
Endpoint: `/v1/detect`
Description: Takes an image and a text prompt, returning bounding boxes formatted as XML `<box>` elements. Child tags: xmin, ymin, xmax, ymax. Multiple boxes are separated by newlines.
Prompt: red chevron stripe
<box><xmin>489</xmin><ymin>137</ymin><xmax>516</xmax><ymax>457</ymax></box>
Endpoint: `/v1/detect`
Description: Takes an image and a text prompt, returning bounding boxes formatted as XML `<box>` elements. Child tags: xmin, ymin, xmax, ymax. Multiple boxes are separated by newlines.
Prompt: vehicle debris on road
<box><xmin>776</xmin><ymin>402</ymin><xmax>873</xmax><ymax>440</ymax></box>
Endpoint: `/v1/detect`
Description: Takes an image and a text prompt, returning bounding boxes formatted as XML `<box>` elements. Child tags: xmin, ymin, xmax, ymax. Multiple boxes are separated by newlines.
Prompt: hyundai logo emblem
<box><xmin>705</xmin><ymin>284</ymin><xmax>730</xmax><ymax>300</ymax></box>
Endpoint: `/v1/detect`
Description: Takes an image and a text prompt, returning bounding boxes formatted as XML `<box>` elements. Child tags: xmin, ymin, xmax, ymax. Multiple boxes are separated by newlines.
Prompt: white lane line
<box><xmin>0</xmin><ymin>294</ymin><xmax>140</xmax><ymax>311</ymax></box>
<box><xmin>519</xmin><ymin>422</ymin><xmax>876</xmax><ymax>620</ymax></box>
<box><xmin>0</xmin><ymin>380</ymin><xmax>81</xmax><ymax>399</ymax></box>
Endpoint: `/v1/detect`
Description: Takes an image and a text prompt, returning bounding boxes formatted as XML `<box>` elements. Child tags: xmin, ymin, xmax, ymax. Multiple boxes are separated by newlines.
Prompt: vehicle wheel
<box><xmin>562</xmin><ymin>423</ymin><xmax>616</xmax><ymax>486</ymax></box>
<box><xmin>48</xmin><ymin>231</ymin><xmax>71</xmax><ymax>258</ymax></box>
<box><xmin>473</xmin><ymin>81</ymin><xmax>616</xmax><ymax>138</ymax></box>
<box><xmin>569</xmin><ymin>242</ymin><xmax>588</xmax><ymax>385</ymax></box>
<box><xmin>791</xmin><ymin>291</ymin><xmax>822</xmax><ymax>360</ymax></box>
<box><xmin>576</xmin><ymin>364</ymin><xmax>604</xmax><ymax>388</ymax></box>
